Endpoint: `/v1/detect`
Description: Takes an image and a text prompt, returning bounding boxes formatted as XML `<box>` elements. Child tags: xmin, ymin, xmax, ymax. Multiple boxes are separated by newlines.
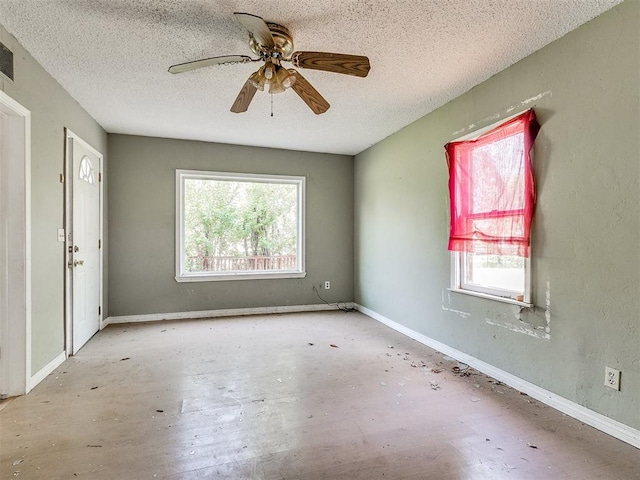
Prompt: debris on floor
<box><xmin>429</xmin><ymin>381</ymin><xmax>441</xmax><ymax>390</ymax></box>
<box><xmin>471</xmin><ymin>396</ymin><xmax>481</xmax><ymax>402</ymax></box>
<box><xmin>156</xmin><ymin>409</ymin><xmax>164</xmax><ymax>413</ymax></box>
<box><xmin>380</xmin><ymin>382</ymin><xmax>387</xmax><ymax>386</ymax></box>
<box><xmin>330</xmin><ymin>344</ymin><xmax>339</xmax><ymax>348</ymax></box>
<box><xmin>387</xmin><ymin>345</ymin><xmax>394</xmax><ymax>349</ymax></box>
<box><xmin>307</xmin><ymin>343</ymin><xmax>314</xmax><ymax>346</ymax></box>
<box><xmin>527</xmin><ymin>443</ymin><xmax>538</xmax><ymax>449</ymax></box>
<box><xmin>276</xmin><ymin>378</ymin><xmax>283</xmax><ymax>383</ymax></box>
<box><xmin>86</xmin><ymin>445</ymin><xmax>102</xmax><ymax>448</ymax></box>
<box><xmin>120</xmin><ymin>357</ymin><xmax>130</xmax><ymax>361</ymax></box>
<box><xmin>431</xmin><ymin>368</ymin><xmax>443</xmax><ymax>374</ymax></box>
<box><xmin>12</xmin><ymin>459</ymin><xmax>23</xmax><ymax>466</ymax></box>
<box><xmin>452</xmin><ymin>363</ymin><xmax>472</xmax><ymax>376</ymax></box>
<box><xmin>90</xmin><ymin>386</ymin><xmax>98</xmax><ymax>390</ymax></box>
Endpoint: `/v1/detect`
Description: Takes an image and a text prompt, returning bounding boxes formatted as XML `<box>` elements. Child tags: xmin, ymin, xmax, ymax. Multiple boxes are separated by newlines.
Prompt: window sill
<box><xmin>176</xmin><ymin>271</ymin><xmax>307</xmax><ymax>283</ymax></box>
<box><xmin>447</xmin><ymin>288</ymin><xmax>533</xmax><ymax>308</ymax></box>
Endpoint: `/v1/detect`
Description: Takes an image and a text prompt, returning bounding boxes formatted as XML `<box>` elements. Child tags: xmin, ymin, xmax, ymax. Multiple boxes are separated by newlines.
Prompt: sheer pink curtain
<box><xmin>446</xmin><ymin>109</ymin><xmax>540</xmax><ymax>257</ymax></box>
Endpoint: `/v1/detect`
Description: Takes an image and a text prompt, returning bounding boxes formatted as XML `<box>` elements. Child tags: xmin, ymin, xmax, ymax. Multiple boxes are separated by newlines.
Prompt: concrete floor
<box><xmin>1</xmin><ymin>311</ymin><xmax>638</xmax><ymax>479</ymax></box>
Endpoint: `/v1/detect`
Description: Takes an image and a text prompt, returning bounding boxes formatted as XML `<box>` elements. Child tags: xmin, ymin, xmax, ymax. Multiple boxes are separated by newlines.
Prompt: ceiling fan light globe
<box><xmin>269</xmin><ymin>80</ymin><xmax>286</xmax><ymax>94</ymax></box>
<box><xmin>248</xmin><ymin>69</ymin><xmax>266</xmax><ymax>91</ymax></box>
<box><xmin>273</xmin><ymin>65</ymin><xmax>294</xmax><ymax>89</ymax></box>
<box><xmin>282</xmin><ymin>75</ymin><xmax>296</xmax><ymax>88</ymax></box>
<box><xmin>264</xmin><ymin>65</ymin><xmax>274</xmax><ymax>80</ymax></box>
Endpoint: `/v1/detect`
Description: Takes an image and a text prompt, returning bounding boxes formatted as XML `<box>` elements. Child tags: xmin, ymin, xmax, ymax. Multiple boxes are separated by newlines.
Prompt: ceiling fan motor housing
<box><xmin>250</xmin><ymin>23</ymin><xmax>294</xmax><ymax>58</ymax></box>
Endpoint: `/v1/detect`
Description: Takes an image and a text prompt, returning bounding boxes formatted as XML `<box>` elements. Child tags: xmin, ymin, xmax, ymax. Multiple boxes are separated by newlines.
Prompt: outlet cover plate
<box><xmin>324</xmin><ymin>281</ymin><xmax>330</xmax><ymax>289</ymax></box>
<box><xmin>605</xmin><ymin>367</ymin><xmax>620</xmax><ymax>391</ymax></box>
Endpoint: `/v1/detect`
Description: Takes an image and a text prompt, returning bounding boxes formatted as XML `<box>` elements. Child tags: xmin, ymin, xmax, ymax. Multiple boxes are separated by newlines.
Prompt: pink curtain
<box><xmin>446</xmin><ymin>109</ymin><xmax>540</xmax><ymax>257</ymax></box>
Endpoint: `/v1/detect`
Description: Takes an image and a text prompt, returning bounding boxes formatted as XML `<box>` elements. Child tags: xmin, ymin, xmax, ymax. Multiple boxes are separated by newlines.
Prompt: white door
<box><xmin>0</xmin><ymin>111</ymin><xmax>7</xmax><ymax>397</ymax></box>
<box><xmin>0</xmin><ymin>91</ymin><xmax>30</xmax><ymax>396</ymax></box>
<box><xmin>70</xmin><ymin>136</ymin><xmax>101</xmax><ymax>354</ymax></box>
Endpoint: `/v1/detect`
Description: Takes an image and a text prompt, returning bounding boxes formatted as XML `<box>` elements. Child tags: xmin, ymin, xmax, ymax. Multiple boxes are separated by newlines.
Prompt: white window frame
<box><xmin>175</xmin><ymin>169</ymin><xmax>306</xmax><ymax>282</ymax></box>
<box><xmin>448</xmin><ymin>111</ymin><xmax>533</xmax><ymax>307</ymax></box>
<box><xmin>450</xmin><ymin>252</ymin><xmax>532</xmax><ymax>306</ymax></box>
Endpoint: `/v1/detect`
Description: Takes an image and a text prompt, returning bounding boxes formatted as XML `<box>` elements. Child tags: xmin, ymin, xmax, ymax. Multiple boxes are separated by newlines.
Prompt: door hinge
<box><xmin>98</xmin><ymin>239</ymin><xmax>101</xmax><ymax>249</ymax></box>
<box><xmin>60</xmin><ymin>173</ymin><xmax>65</xmax><ymax>183</ymax></box>
<box><xmin>99</xmin><ymin>172</ymin><xmax>102</xmax><ymax>182</ymax></box>
<box><xmin>98</xmin><ymin>306</ymin><xmax>101</xmax><ymax>315</ymax></box>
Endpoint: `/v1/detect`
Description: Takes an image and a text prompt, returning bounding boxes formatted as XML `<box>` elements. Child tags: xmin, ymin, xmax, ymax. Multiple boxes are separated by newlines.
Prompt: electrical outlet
<box><xmin>324</xmin><ymin>281</ymin><xmax>331</xmax><ymax>290</ymax></box>
<box><xmin>605</xmin><ymin>367</ymin><xmax>620</xmax><ymax>391</ymax></box>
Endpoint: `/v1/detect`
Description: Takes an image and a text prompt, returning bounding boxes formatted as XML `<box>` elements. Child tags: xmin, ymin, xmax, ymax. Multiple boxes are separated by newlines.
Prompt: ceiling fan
<box><xmin>168</xmin><ymin>12</ymin><xmax>371</xmax><ymax>115</ymax></box>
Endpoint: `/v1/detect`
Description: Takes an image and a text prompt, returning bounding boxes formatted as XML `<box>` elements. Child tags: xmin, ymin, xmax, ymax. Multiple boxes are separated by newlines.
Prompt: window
<box><xmin>176</xmin><ymin>170</ymin><xmax>305</xmax><ymax>282</ymax></box>
<box><xmin>79</xmin><ymin>155</ymin><xmax>95</xmax><ymax>184</ymax></box>
<box><xmin>446</xmin><ymin>110</ymin><xmax>539</xmax><ymax>305</ymax></box>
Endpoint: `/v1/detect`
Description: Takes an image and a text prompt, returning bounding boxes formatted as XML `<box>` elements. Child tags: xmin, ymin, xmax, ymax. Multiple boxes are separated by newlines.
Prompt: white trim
<box><xmin>356</xmin><ymin>304</ymin><xmax>640</xmax><ymax>450</ymax></box>
<box><xmin>64</xmin><ymin>130</ymin><xmax>104</xmax><ymax>356</ymax></box>
<box><xmin>448</xmin><ymin>288</ymin><xmax>533</xmax><ymax>308</ymax></box>
<box><xmin>176</xmin><ymin>271</ymin><xmax>307</xmax><ymax>282</ymax></box>
<box><xmin>27</xmin><ymin>351</ymin><xmax>66</xmax><ymax>391</ymax></box>
<box><xmin>104</xmin><ymin>303</ymin><xmax>347</xmax><ymax>325</ymax></box>
<box><xmin>175</xmin><ymin>169</ymin><xmax>306</xmax><ymax>282</ymax></box>
<box><xmin>0</xmin><ymin>91</ymin><xmax>31</xmax><ymax>397</ymax></box>
<box><xmin>24</xmin><ymin>101</ymin><xmax>31</xmax><ymax>393</ymax></box>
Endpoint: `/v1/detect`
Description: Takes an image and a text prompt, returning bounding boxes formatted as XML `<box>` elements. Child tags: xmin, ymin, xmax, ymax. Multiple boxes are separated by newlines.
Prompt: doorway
<box><xmin>65</xmin><ymin>130</ymin><xmax>103</xmax><ymax>356</ymax></box>
<box><xmin>0</xmin><ymin>91</ymin><xmax>31</xmax><ymax>398</ymax></box>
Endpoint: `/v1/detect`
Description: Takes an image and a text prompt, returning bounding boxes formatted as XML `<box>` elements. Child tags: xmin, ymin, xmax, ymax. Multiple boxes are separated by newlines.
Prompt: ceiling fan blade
<box><xmin>169</xmin><ymin>55</ymin><xmax>253</xmax><ymax>74</ymax></box>
<box><xmin>230</xmin><ymin>79</ymin><xmax>258</xmax><ymax>113</ymax></box>
<box><xmin>234</xmin><ymin>12</ymin><xmax>275</xmax><ymax>49</ymax></box>
<box><xmin>289</xmin><ymin>70</ymin><xmax>330</xmax><ymax>115</ymax></box>
<box><xmin>291</xmin><ymin>51</ymin><xmax>371</xmax><ymax>78</ymax></box>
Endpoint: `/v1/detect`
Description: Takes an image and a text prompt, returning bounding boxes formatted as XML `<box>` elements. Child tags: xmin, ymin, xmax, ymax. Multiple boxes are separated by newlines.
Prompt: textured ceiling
<box><xmin>0</xmin><ymin>0</ymin><xmax>622</xmax><ymax>155</ymax></box>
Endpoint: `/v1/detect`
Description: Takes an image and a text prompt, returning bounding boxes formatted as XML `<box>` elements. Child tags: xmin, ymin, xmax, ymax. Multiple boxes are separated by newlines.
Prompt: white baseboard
<box><xmin>27</xmin><ymin>351</ymin><xmax>66</xmax><ymax>393</ymax></box>
<box><xmin>104</xmin><ymin>303</ymin><xmax>349</xmax><ymax>326</ymax></box>
<box><xmin>356</xmin><ymin>304</ymin><xmax>640</xmax><ymax>450</ymax></box>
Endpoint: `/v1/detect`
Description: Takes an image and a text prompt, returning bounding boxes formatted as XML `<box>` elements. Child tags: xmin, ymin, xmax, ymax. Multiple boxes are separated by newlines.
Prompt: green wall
<box><xmin>354</xmin><ymin>1</ymin><xmax>639</xmax><ymax>429</ymax></box>
<box><xmin>0</xmin><ymin>25</ymin><xmax>107</xmax><ymax>374</ymax></box>
<box><xmin>108</xmin><ymin>135</ymin><xmax>353</xmax><ymax>316</ymax></box>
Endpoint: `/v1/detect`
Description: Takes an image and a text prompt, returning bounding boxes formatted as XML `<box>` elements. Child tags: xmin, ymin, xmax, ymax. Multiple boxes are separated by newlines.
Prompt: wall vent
<box><xmin>0</xmin><ymin>42</ymin><xmax>14</xmax><ymax>81</ymax></box>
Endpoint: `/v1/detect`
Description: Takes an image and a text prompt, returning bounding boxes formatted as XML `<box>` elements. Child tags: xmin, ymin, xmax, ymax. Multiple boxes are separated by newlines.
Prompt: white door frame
<box><xmin>0</xmin><ymin>90</ymin><xmax>31</xmax><ymax>397</ymax></box>
<box><xmin>64</xmin><ymin>129</ymin><xmax>104</xmax><ymax>356</ymax></box>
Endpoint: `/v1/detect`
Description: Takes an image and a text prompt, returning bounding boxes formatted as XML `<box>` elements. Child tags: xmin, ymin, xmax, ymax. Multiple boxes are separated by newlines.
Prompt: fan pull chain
<box><xmin>270</xmin><ymin>93</ymin><xmax>274</xmax><ymax>117</ymax></box>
